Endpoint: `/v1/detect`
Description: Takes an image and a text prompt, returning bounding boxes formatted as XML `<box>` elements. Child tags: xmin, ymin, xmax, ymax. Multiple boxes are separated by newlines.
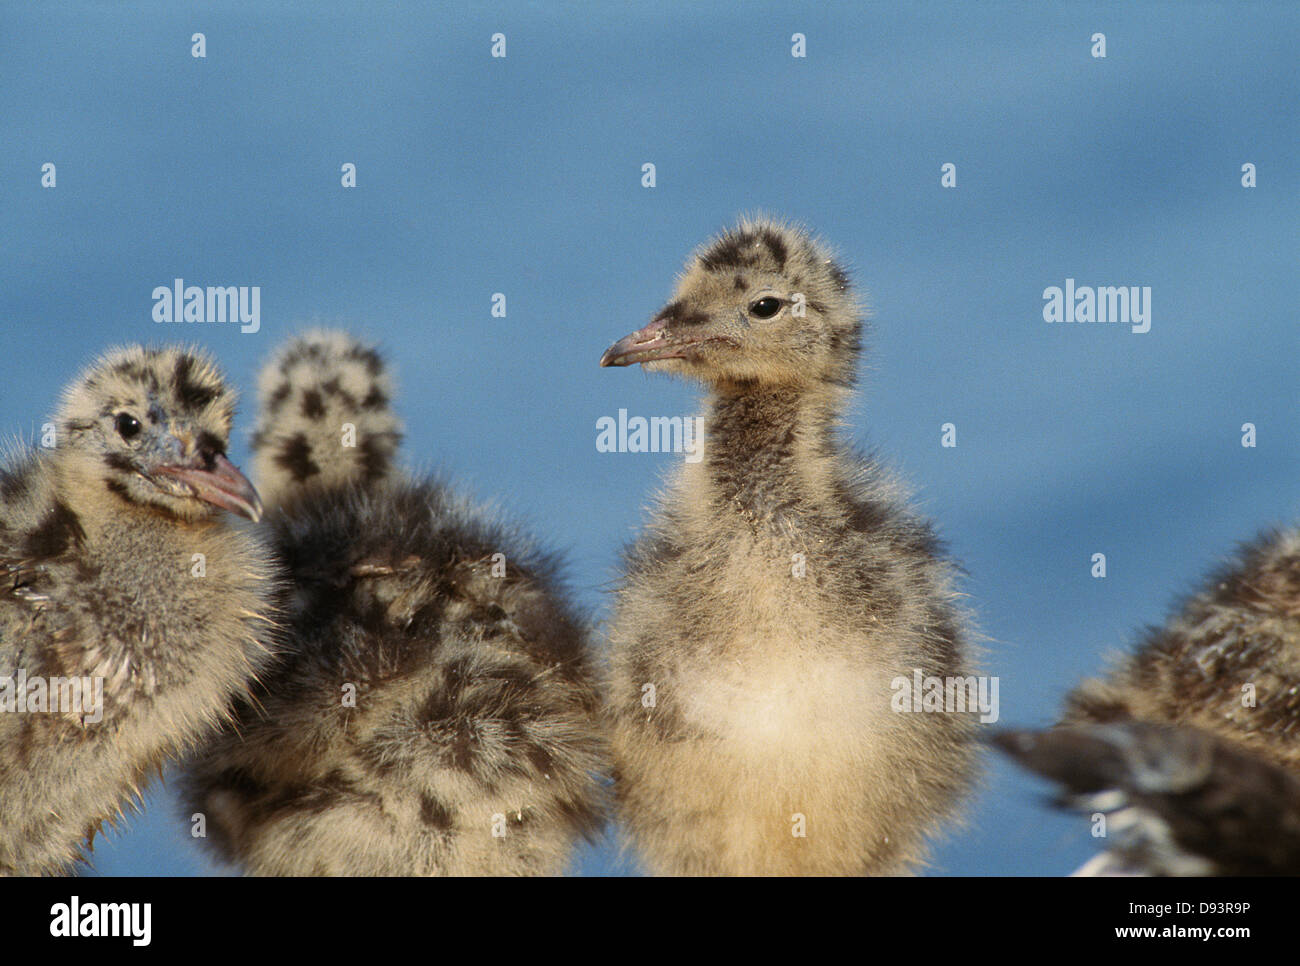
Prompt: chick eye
<box><xmin>114</xmin><ymin>412</ymin><xmax>142</xmax><ymax>440</ymax></box>
<box><xmin>749</xmin><ymin>296</ymin><xmax>783</xmax><ymax>319</ymax></box>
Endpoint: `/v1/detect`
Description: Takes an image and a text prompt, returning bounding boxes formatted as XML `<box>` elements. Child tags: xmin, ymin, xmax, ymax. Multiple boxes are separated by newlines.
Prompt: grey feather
<box><xmin>996</xmin><ymin>527</ymin><xmax>1300</xmax><ymax>875</ymax></box>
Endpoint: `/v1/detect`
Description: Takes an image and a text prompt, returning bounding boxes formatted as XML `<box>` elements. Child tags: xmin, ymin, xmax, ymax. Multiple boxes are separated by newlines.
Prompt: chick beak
<box><xmin>600</xmin><ymin>318</ymin><xmax>687</xmax><ymax>367</ymax></box>
<box><xmin>156</xmin><ymin>452</ymin><xmax>264</xmax><ymax>522</ymax></box>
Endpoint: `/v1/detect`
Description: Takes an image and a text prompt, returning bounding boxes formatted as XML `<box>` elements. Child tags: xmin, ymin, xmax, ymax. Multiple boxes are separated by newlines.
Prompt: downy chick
<box><xmin>601</xmin><ymin>218</ymin><xmax>978</xmax><ymax>875</ymax></box>
<box><xmin>183</xmin><ymin>331</ymin><xmax>607</xmax><ymax>875</ymax></box>
<box><xmin>0</xmin><ymin>346</ymin><xmax>270</xmax><ymax>875</ymax></box>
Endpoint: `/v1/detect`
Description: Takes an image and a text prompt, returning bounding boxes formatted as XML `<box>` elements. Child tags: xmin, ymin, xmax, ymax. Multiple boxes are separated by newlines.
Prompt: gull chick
<box><xmin>183</xmin><ymin>331</ymin><xmax>607</xmax><ymax>875</ymax></box>
<box><xmin>0</xmin><ymin>346</ymin><xmax>272</xmax><ymax>875</ymax></box>
<box><xmin>601</xmin><ymin>218</ymin><xmax>978</xmax><ymax>875</ymax></box>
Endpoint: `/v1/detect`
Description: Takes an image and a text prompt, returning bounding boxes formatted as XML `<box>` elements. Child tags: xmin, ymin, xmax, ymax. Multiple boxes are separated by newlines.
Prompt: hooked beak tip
<box><xmin>156</xmin><ymin>453</ymin><xmax>264</xmax><ymax>522</ymax></box>
<box><xmin>599</xmin><ymin>347</ymin><xmax>627</xmax><ymax>368</ymax></box>
<box><xmin>242</xmin><ymin>494</ymin><xmax>264</xmax><ymax>523</ymax></box>
<box><xmin>601</xmin><ymin>319</ymin><xmax>678</xmax><ymax>368</ymax></box>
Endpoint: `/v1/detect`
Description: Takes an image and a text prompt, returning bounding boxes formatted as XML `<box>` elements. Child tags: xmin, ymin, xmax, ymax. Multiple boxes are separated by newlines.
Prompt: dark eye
<box><xmin>115</xmin><ymin>413</ymin><xmax>142</xmax><ymax>440</ymax></box>
<box><xmin>749</xmin><ymin>296</ymin><xmax>782</xmax><ymax>319</ymax></box>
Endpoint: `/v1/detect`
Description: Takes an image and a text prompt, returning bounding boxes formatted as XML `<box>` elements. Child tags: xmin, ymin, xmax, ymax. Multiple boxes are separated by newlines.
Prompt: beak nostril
<box><xmin>195</xmin><ymin>431</ymin><xmax>226</xmax><ymax>469</ymax></box>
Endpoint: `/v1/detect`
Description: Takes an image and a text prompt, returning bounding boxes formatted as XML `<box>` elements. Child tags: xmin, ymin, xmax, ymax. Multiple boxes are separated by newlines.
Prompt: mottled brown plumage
<box><xmin>183</xmin><ymin>331</ymin><xmax>606</xmax><ymax>875</ymax></box>
<box><xmin>0</xmin><ymin>346</ymin><xmax>273</xmax><ymax>875</ymax></box>
<box><xmin>601</xmin><ymin>218</ymin><xmax>979</xmax><ymax>875</ymax></box>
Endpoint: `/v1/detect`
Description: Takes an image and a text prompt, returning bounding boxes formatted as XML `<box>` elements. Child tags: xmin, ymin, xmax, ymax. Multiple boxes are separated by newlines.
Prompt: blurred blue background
<box><xmin>1</xmin><ymin>1</ymin><xmax>1295</xmax><ymax>876</ymax></box>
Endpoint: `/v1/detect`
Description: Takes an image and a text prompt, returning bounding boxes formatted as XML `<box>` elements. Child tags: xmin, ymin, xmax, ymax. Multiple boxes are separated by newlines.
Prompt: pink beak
<box><xmin>600</xmin><ymin>318</ymin><xmax>694</xmax><ymax>367</ymax></box>
<box><xmin>156</xmin><ymin>453</ymin><xmax>263</xmax><ymax>521</ymax></box>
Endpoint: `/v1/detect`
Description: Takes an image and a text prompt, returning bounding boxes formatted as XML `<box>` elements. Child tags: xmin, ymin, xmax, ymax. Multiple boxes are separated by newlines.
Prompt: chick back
<box><xmin>184</xmin><ymin>478</ymin><xmax>606</xmax><ymax>874</ymax></box>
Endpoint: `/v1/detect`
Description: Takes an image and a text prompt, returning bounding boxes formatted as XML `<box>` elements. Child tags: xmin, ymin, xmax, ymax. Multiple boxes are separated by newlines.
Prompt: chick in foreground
<box><xmin>0</xmin><ymin>346</ymin><xmax>271</xmax><ymax>875</ymax></box>
<box><xmin>601</xmin><ymin>218</ymin><xmax>978</xmax><ymax>875</ymax></box>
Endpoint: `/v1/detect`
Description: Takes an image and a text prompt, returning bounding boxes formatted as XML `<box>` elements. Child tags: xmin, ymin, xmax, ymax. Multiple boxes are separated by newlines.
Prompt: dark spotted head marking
<box><xmin>348</xmin><ymin>344</ymin><xmax>384</xmax><ymax>376</ymax></box>
<box><xmin>300</xmin><ymin>390</ymin><xmax>326</xmax><ymax>420</ymax></box>
<box><xmin>173</xmin><ymin>354</ymin><xmax>221</xmax><ymax>410</ymax></box>
<box><xmin>102</xmin><ymin>452</ymin><xmax>135</xmax><ymax>473</ymax></box>
<box><xmin>266</xmin><ymin>382</ymin><xmax>291</xmax><ymax>415</ymax></box>
<box><xmin>697</xmin><ymin>224</ymin><xmax>790</xmax><ymax>275</ymax></box>
<box><xmin>760</xmin><ymin>228</ymin><xmax>787</xmax><ymax>269</ymax></box>
<box><xmin>107</xmin><ymin>359</ymin><xmax>161</xmax><ymax>395</ymax></box>
<box><xmin>319</xmin><ymin>377</ymin><xmax>358</xmax><ymax>408</ymax></box>
<box><xmin>699</xmin><ymin>235</ymin><xmax>750</xmax><ymax>271</ymax></box>
<box><xmin>601</xmin><ymin>216</ymin><xmax>864</xmax><ymax>389</ymax></box>
<box><xmin>53</xmin><ymin>345</ymin><xmax>259</xmax><ymax>521</ymax></box>
<box><xmin>250</xmin><ymin>330</ymin><xmax>403</xmax><ymax>508</ymax></box>
<box><xmin>655</xmin><ymin>300</ymin><xmax>710</xmax><ymax>328</ymax></box>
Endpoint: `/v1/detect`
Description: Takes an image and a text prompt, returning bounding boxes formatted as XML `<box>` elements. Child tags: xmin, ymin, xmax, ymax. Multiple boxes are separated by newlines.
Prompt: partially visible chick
<box><xmin>996</xmin><ymin>527</ymin><xmax>1300</xmax><ymax>875</ymax></box>
<box><xmin>183</xmin><ymin>331</ymin><xmax>606</xmax><ymax>875</ymax></box>
<box><xmin>996</xmin><ymin>721</ymin><xmax>1300</xmax><ymax>876</ymax></box>
<box><xmin>0</xmin><ymin>346</ymin><xmax>271</xmax><ymax>875</ymax></box>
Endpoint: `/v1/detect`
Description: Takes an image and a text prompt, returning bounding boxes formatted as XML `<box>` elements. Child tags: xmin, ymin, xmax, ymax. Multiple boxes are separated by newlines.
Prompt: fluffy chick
<box><xmin>601</xmin><ymin>218</ymin><xmax>979</xmax><ymax>875</ymax></box>
<box><xmin>0</xmin><ymin>346</ymin><xmax>272</xmax><ymax>875</ymax></box>
<box><xmin>183</xmin><ymin>331</ymin><xmax>606</xmax><ymax>875</ymax></box>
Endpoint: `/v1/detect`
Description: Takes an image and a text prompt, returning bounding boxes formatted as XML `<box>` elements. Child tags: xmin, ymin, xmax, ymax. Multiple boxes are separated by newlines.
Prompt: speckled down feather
<box><xmin>183</xmin><ymin>331</ymin><xmax>606</xmax><ymax>875</ymax></box>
